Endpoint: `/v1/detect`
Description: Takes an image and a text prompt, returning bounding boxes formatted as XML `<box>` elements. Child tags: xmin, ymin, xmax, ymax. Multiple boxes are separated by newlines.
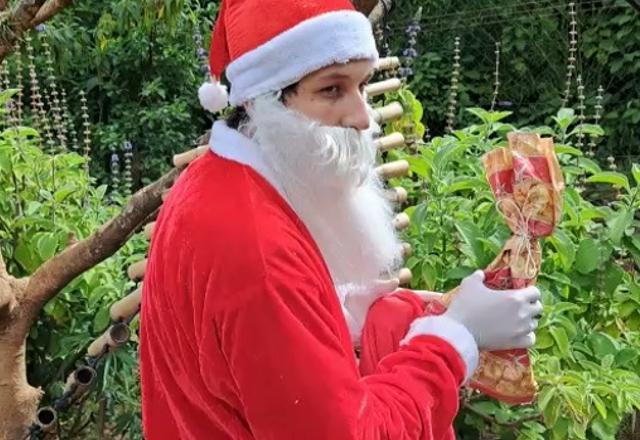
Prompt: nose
<box><xmin>341</xmin><ymin>93</ymin><xmax>370</xmax><ymax>131</ymax></box>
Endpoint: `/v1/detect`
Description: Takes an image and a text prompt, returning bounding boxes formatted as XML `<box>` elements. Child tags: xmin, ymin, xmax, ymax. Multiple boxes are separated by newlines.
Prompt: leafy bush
<box><xmin>0</xmin><ymin>90</ymin><xmax>146</xmax><ymax>437</ymax></box>
<box><xmin>385</xmin><ymin>89</ymin><xmax>640</xmax><ymax>439</ymax></box>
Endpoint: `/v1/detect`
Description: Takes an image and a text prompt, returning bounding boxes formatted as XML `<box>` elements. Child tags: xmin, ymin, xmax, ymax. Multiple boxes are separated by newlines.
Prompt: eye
<box><xmin>320</xmin><ymin>85</ymin><xmax>341</xmax><ymax>98</ymax></box>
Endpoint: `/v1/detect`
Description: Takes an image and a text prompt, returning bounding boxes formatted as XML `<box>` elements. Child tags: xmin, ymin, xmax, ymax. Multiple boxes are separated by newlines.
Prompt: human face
<box><xmin>283</xmin><ymin>59</ymin><xmax>375</xmax><ymax>131</ymax></box>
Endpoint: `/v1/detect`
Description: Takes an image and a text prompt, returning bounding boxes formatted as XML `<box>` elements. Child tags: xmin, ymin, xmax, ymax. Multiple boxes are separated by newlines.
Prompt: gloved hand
<box><xmin>444</xmin><ymin>270</ymin><xmax>543</xmax><ymax>350</ymax></box>
<box><xmin>338</xmin><ymin>279</ymin><xmax>399</xmax><ymax>345</ymax></box>
<box><xmin>339</xmin><ymin>280</ymin><xmax>445</xmax><ymax>346</ymax></box>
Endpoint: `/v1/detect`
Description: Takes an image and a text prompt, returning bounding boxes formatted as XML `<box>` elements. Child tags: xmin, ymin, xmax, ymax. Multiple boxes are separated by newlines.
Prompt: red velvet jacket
<box><xmin>140</xmin><ymin>123</ymin><xmax>477</xmax><ymax>439</ymax></box>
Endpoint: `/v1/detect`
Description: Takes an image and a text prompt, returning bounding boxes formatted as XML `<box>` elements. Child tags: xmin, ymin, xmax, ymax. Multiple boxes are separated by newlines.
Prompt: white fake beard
<box><xmin>244</xmin><ymin>93</ymin><xmax>403</xmax><ymax>286</ymax></box>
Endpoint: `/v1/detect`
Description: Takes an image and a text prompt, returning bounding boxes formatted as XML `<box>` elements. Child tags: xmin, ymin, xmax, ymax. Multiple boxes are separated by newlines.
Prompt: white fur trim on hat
<box><xmin>199</xmin><ymin>81</ymin><xmax>229</xmax><ymax>113</ymax></box>
<box><xmin>401</xmin><ymin>315</ymin><xmax>479</xmax><ymax>384</ymax></box>
<box><xmin>226</xmin><ymin>10</ymin><xmax>378</xmax><ymax>106</ymax></box>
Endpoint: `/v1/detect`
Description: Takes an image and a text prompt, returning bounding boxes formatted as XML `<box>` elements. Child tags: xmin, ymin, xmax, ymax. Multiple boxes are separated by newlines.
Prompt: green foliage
<box><xmin>31</xmin><ymin>0</ymin><xmax>220</xmax><ymax>186</ymax></box>
<box><xmin>388</xmin><ymin>92</ymin><xmax>640</xmax><ymax>438</ymax></box>
<box><xmin>0</xmin><ymin>91</ymin><xmax>145</xmax><ymax>437</ymax></box>
<box><xmin>386</xmin><ymin>0</ymin><xmax>640</xmax><ymax>166</ymax></box>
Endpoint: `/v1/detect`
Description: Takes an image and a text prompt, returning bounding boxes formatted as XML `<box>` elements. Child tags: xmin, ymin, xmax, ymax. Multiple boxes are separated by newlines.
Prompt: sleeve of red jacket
<box><xmin>216</xmin><ymin>269</ymin><xmax>478</xmax><ymax>440</ymax></box>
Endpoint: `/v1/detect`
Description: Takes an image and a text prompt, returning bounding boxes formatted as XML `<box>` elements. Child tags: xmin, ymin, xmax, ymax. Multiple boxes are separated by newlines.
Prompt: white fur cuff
<box><xmin>401</xmin><ymin>315</ymin><xmax>479</xmax><ymax>383</ymax></box>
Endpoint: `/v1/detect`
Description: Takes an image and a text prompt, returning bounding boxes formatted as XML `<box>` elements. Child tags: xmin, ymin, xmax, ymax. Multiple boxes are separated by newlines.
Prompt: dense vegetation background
<box><xmin>0</xmin><ymin>0</ymin><xmax>638</xmax><ymax>438</ymax></box>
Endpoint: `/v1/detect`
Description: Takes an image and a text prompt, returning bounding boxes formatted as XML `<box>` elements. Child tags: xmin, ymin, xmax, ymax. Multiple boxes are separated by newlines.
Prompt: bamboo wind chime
<box><xmin>28</xmin><ymin>56</ymin><xmax>419</xmax><ymax>434</ymax></box>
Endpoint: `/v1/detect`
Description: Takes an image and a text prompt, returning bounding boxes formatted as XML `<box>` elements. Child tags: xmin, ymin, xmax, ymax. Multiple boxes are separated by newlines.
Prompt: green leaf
<box><xmin>24</xmin><ymin>201</ymin><xmax>42</xmax><ymax>216</ymax></box>
<box><xmin>632</xmin><ymin>163</ymin><xmax>640</xmax><ymax>186</ymax></box>
<box><xmin>14</xmin><ymin>240</ymin><xmax>35</xmax><ymax>272</ymax></box>
<box><xmin>454</xmin><ymin>220</ymin><xmax>486</xmax><ymax>266</ymax></box>
<box><xmin>405</xmin><ymin>155</ymin><xmax>430</xmax><ymax>179</ymax></box>
<box><xmin>95</xmin><ymin>184</ymin><xmax>108</xmax><ymax>200</ymax></box>
<box><xmin>586</xmin><ymin>172</ymin><xmax>630</xmax><ymax>191</ymax></box>
<box><xmin>550</xmin><ymin>302</ymin><xmax>582</xmax><ymax>315</ymax></box>
<box><xmin>553</xmin><ymin>108</ymin><xmax>576</xmax><ymax>130</ymax></box>
<box><xmin>549</xmin><ymin>229</ymin><xmax>576</xmax><ymax>270</ymax></box>
<box><xmin>603</xmin><ymin>263</ymin><xmax>625</xmax><ymax>295</ymax></box>
<box><xmin>550</xmin><ymin>326</ymin><xmax>570</xmax><ymax>357</ymax></box>
<box><xmin>549</xmin><ymin>417</ymin><xmax>569</xmax><ymax>440</ymax></box>
<box><xmin>36</xmin><ymin>233</ymin><xmax>58</xmax><ymax>261</ymax></box>
<box><xmin>555</xmin><ymin>145</ymin><xmax>583</xmax><ymax>156</ymax></box>
<box><xmin>88</xmin><ymin>286</ymin><xmax>112</xmax><ymax>309</ymax></box>
<box><xmin>607</xmin><ymin>210</ymin><xmax>633</xmax><ymax>244</ymax></box>
<box><xmin>574</xmin><ymin>239</ymin><xmax>600</xmax><ymax>274</ymax></box>
<box><xmin>601</xmin><ymin>354</ymin><xmax>614</xmax><ymax>369</ymax></box>
<box><xmin>537</xmin><ymin>386</ymin><xmax>556</xmax><ymax>411</ymax></box>
<box><xmin>0</xmin><ymin>146</ymin><xmax>12</xmax><ymax>174</ymax></box>
<box><xmin>535</xmin><ymin>329</ymin><xmax>554</xmax><ymax>349</ymax></box>
<box><xmin>420</xmin><ymin>260</ymin><xmax>438</xmax><ymax>291</ymax></box>
<box><xmin>589</xmin><ymin>332</ymin><xmax>618</xmax><ymax>358</ymax></box>
<box><xmin>614</xmin><ymin>348</ymin><xmax>638</xmax><ymax>367</ymax></box>
<box><xmin>542</xmin><ymin>393</ymin><xmax>561</xmax><ymax>426</ymax></box>
<box><xmin>93</xmin><ymin>307</ymin><xmax>111</xmax><ymax>333</ymax></box>
<box><xmin>54</xmin><ymin>185</ymin><xmax>77</xmax><ymax>203</ymax></box>
<box><xmin>591</xmin><ymin>418</ymin><xmax>616</xmax><ymax>440</ymax></box>
<box><xmin>433</xmin><ymin>142</ymin><xmax>466</xmax><ymax>171</ymax></box>
<box><xmin>445</xmin><ymin>266</ymin><xmax>475</xmax><ymax>280</ymax></box>
<box><xmin>445</xmin><ymin>177</ymin><xmax>485</xmax><ymax>193</ymax></box>
<box><xmin>568</xmin><ymin>123</ymin><xmax>605</xmax><ymax>137</ymax></box>
<box><xmin>578</xmin><ymin>158</ymin><xmax>602</xmax><ymax>174</ymax></box>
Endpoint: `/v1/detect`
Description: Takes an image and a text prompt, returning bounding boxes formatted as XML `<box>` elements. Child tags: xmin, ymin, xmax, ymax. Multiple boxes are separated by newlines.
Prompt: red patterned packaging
<box><xmin>425</xmin><ymin>132</ymin><xmax>565</xmax><ymax>404</ymax></box>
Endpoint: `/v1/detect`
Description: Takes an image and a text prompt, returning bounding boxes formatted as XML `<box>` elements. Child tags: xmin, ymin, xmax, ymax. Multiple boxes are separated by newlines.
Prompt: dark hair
<box><xmin>225</xmin><ymin>82</ymin><xmax>299</xmax><ymax>130</ymax></box>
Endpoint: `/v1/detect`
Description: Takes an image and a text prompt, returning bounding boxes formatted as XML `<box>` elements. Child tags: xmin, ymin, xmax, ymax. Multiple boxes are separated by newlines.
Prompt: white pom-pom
<box><xmin>198</xmin><ymin>81</ymin><xmax>229</xmax><ymax>113</ymax></box>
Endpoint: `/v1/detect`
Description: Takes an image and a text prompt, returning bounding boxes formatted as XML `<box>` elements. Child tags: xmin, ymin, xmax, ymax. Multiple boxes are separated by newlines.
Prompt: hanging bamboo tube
<box><xmin>398</xmin><ymin>268</ymin><xmax>413</xmax><ymax>286</ymax></box>
<box><xmin>393</xmin><ymin>213</ymin><xmax>410</xmax><ymax>231</ymax></box>
<box><xmin>63</xmin><ymin>366</ymin><xmax>97</xmax><ymax>400</ymax></box>
<box><xmin>173</xmin><ymin>145</ymin><xmax>208</xmax><ymax>168</ymax></box>
<box><xmin>376</xmin><ymin>160</ymin><xmax>410</xmax><ymax>180</ymax></box>
<box><xmin>373</xmin><ymin>102</ymin><xmax>403</xmax><ymax>124</ymax></box>
<box><xmin>377</xmin><ymin>57</ymin><xmax>401</xmax><ymax>71</ymax></box>
<box><xmin>110</xmin><ymin>287</ymin><xmax>142</xmax><ymax>322</ymax></box>
<box><xmin>401</xmin><ymin>243</ymin><xmax>412</xmax><ymax>259</ymax></box>
<box><xmin>87</xmin><ymin>323</ymin><xmax>131</xmax><ymax>357</ymax></box>
<box><xmin>144</xmin><ymin>222</ymin><xmax>155</xmax><ymax>240</ymax></box>
<box><xmin>374</xmin><ymin>132</ymin><xmax>405</xmax><ymax>152</ymax></box>
<box><xmin>35</xmin><ymin>407</ymin><xmax>57</xmax><ymax>432</ymax></box>
<box><xmin>127</xmin><ymin>259</ymin><xmax>147</xmax><ymax>281</ymax></box>
<box><xmin>365</xmin><ymin>78</ymin><xmax>402</xmax><ymax>97</ymax></box>
<box><xmin>384</xmin><ymin>186</ymin><xmax>408</xmax><ymax>204</ymax></box>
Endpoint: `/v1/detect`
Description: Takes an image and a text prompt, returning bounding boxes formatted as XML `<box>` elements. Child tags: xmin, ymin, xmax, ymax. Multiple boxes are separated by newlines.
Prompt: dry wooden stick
<box><xmin>366</xmin><ymin>78</ymin><xmax>402</xmax><ymax>97</ymax></box>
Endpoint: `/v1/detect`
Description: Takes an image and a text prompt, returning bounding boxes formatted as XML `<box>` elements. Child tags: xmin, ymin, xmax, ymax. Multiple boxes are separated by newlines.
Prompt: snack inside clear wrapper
<box><xmin>424</xmin><ymin>132</ymin><xmax>565</xmax><ymax>404</ymax></box>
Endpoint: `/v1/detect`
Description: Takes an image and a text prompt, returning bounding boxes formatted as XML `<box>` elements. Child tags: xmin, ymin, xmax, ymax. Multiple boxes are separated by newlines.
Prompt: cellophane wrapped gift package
<box><xmin>424</xmin><ymin>132</ymin><xmax>565</xmax><ymax>404</ymax></box>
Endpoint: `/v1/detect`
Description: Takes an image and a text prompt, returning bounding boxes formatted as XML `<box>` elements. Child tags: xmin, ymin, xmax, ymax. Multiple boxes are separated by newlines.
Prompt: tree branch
<box><xmin>352</xmin><ymin>0</ymin><xmax>379</xmax><ymax>16</ymax></box>
<box><xmin>24</xmin><ymin>168</ymin><xmax>179</xmax><ymax>317</ymax></box>
<box><xmin>31</xmin><ymin>0</ymin><xmax>73</xmax><ymax>27</ymax></box>
<box><xmin>368</xmin><ymin>0</ymin><xmax>394</xmax><ymax>26</ymax></box>
<box><xmin>0</xmin><ymin>0</ymin><xmax>74</xmax><ymax>62</ymax></box>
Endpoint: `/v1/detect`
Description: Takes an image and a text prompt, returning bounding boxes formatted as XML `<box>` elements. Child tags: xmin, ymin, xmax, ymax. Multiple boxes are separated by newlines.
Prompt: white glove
<box><xmin>444</xmin><ymin>270</ymin><xmax>543</xmax><ymax>351</ymax></box>
<box><xmin>338</xmin><ymin>278</ymin><xmax>399</xmax><ymax>345</ymax></box>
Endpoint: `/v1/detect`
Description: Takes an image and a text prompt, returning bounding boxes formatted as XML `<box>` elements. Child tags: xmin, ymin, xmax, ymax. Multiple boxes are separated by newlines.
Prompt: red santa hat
<box><xmin>198</xmin><ymin>0</ymin><xmax>379</xmax><ymax>113</ymax></box>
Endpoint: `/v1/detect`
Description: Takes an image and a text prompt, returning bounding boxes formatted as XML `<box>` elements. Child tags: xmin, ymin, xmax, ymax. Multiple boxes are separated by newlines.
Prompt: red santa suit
<box><xmin>140</xmin><ymin>122</ymin><xmax>479</xmax><ymax>439</ymax></box>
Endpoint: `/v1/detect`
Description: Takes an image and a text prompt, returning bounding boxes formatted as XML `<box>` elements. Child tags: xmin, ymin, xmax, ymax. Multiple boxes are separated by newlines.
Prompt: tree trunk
<box><xmin>0</xmin><ymin>338</ymin><xmax>42</xmax><ymax>440</ymax></box>
<box><xmin>0</xmin><ymin>272</ymin><xmax>42</xmax><ymax>440</ymax></box>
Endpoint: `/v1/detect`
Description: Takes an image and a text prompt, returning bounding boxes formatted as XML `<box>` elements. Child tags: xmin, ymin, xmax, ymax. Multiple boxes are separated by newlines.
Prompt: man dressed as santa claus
<box><xmin>140</xmin><ymin>0</ymin><xmax>543</xmax><ymax>438</ymax></box>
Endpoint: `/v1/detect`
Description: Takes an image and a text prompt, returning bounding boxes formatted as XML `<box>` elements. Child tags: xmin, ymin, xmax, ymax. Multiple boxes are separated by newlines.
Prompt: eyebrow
<box><xmin>317</xmin><ymin>71</ymin><xmax>375</xmax><ymax>82</ymax></box>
